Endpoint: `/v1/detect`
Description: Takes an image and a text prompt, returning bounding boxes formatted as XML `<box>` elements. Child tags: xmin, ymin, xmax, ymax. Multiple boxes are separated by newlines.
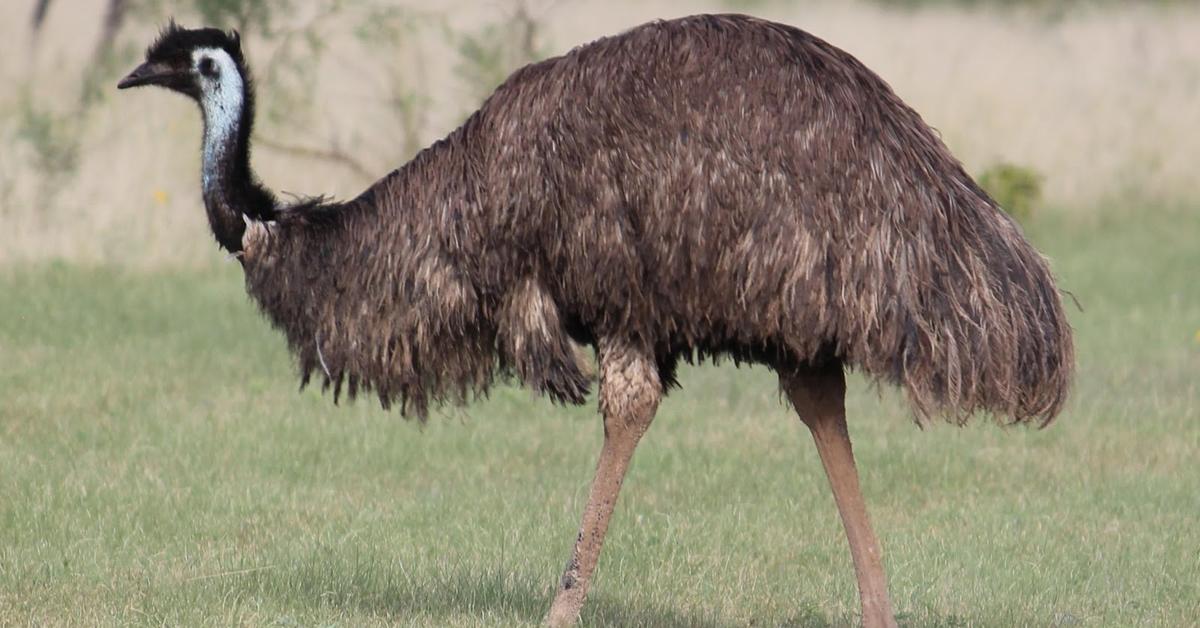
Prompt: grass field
<box><xmin>1</xmin><ymin>207</ymin><xmax>1197</xmax><ymax>627</ymax></box>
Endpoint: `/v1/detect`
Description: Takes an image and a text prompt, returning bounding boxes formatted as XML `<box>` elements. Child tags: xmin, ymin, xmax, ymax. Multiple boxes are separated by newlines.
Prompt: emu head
<box><xmin>117</xmin><ymin>21</ymin><xmax>246</xmax><ymax>105</ymax></box>
<box><xmin>118</xmin><ymin>21</ymin><xmax>272</xmax><ymax>254</ymax></box>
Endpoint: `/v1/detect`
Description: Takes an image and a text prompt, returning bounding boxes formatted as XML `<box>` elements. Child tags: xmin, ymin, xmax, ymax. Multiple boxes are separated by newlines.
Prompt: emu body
<box><xmin>121</xmin><ymin>14</ymin><xmax>1073</xmax><ymax>627</ymax></box>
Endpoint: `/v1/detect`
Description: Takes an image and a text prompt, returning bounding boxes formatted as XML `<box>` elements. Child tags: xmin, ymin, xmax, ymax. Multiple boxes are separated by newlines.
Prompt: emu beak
<box><xmin>117</xmin><ymin>61</ymin><xmax>173</xmax><ymax>89</ymax></box>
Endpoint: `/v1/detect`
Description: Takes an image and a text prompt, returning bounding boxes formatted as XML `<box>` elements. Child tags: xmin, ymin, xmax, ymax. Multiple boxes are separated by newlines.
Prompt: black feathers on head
<box><xmin>145</xmin><ymin>19</ymin><xmax>244</xmax><ymax>67</ymax></box>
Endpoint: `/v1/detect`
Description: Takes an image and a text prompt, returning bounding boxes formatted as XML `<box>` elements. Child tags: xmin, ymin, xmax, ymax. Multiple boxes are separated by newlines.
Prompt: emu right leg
<box><xmin>782</xmin><ymin>366</ymin><xmax>897</xmax><ymax>628</ymax></box>
<box><xmin>545</xmin><ymin>340</ymin><xmax>662</xmax><ymax>627</ymax></box>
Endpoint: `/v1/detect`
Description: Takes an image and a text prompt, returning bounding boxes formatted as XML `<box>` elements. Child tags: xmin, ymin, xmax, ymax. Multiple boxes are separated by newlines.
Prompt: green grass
<box><xmin>1</xmin><ymin>208</ymin><xmax>1198</xmax><ymax>626</ymax></box>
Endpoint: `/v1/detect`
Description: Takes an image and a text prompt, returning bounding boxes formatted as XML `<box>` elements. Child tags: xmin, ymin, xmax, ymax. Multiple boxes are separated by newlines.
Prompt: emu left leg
<box><xmin>782</xmin><ymin>366</ymin><xmax>897</xmax><ymax>628</ymax></box>
<box><xmin>545</xmin><ymin>340</ymin><xmax>662</xmax><ymax>627</ymax></box>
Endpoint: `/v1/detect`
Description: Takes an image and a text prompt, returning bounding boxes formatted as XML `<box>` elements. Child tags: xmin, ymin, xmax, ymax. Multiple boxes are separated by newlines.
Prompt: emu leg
<box><xmin>545</xmin><ymin>340</ymin><xmax>661</xmax><ymax>627</ymax></box>
<box><xmin>782</xmin><ymin>367</ymin><xmax>897</xmax><ymax>628</ymax></box>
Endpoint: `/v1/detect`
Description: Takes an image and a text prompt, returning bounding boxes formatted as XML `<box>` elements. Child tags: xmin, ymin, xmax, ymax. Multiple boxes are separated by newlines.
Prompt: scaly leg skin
<box><xmin>782</xmin><ymin>365</ymin><xmax>898</xmax><ymax>628</ymax></box>
<box><xmin>545</xmin><ymin>339</ymin><xmax>661</xmax><ymax>627</ymax></box>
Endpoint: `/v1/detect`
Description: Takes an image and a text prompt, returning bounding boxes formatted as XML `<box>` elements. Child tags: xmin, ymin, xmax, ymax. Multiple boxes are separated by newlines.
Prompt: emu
<box><xmin>119</xmin><ymin>15</ymin><xmax>1073</xmax><ymax>627</ymax></box>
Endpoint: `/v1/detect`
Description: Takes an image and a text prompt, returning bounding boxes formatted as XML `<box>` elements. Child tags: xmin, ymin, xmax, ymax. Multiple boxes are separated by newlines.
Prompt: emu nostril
<box><xmin>117</xmin><ymin>62</ymin><xmax>164</xmax><ymax>89</ymax></box>
<box><xmin>117</xmin><ymin>66</ymin><xmax>149</xmax><ymax>89</ymax></box>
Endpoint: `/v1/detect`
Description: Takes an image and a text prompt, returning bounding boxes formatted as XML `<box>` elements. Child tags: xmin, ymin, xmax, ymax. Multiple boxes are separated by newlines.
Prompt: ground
<box><xmin>1</xmin><ymin>208</ymin><xmax>1198</xmax><ymax>626</ymax></box>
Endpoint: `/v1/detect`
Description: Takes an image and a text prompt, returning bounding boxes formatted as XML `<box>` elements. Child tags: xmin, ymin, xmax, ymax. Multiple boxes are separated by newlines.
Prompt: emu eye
<box><xmin>198</xmin><ymin>57</ymin><xmax>217</xmax><ymax>78</ymax></box>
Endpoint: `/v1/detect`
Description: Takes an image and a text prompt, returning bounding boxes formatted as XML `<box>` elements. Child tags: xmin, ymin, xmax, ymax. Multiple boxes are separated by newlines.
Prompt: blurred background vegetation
<box><xmin>1</xmin><ymin>0</ymin><xmax>1198</xmax><ymax>264</ymax></box>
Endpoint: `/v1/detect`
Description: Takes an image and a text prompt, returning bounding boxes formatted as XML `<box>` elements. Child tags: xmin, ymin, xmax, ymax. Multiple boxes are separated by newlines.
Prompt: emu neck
<box><xmin>198</xmin><ymin>61</ymin><xmax>274</xmax><ymax>252</ymax></box>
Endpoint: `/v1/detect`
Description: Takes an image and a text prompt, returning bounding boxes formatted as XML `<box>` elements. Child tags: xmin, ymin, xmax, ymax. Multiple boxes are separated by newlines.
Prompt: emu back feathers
<box><xmin>241</xmin><ymin>14</ymin><xmax>1073</xmax><ymax>423</ymax></box>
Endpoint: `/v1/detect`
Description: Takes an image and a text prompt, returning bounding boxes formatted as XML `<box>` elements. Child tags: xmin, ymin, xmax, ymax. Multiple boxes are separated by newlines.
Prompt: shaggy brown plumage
<box><xmin>237</xmin><ymin>14</ymin><xmax>1072</xmax><ymax>424</ymax></box>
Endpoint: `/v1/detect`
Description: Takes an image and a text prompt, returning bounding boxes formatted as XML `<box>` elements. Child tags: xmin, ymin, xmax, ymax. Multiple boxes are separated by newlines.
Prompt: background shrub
<box><xmin>979</xmin><ymin>162</ymin><xmax>1044</xmax><ymax>223</ymax></box>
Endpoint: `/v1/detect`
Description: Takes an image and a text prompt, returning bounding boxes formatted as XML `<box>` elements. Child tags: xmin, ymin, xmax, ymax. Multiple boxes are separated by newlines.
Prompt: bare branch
<box><xmin>254</xmin><ymin>135</ymin><xmax>376</xmax><ymax>182</ymax></box>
